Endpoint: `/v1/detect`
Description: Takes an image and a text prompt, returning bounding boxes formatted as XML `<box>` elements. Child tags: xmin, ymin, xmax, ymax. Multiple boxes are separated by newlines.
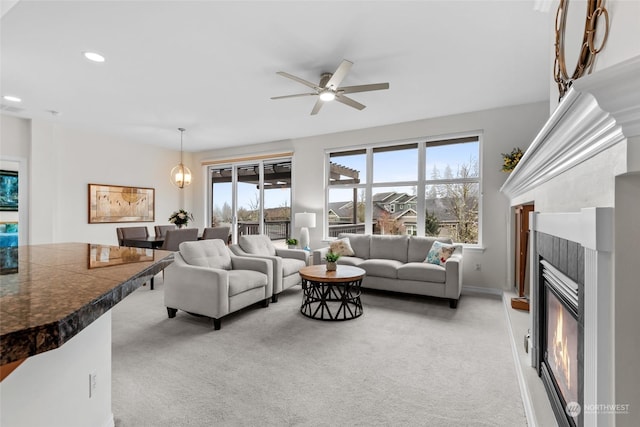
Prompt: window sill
<box><xmin>462</xmin><ymin>245</ymin><xmax>485</xmax><ymax>253</ymax></box>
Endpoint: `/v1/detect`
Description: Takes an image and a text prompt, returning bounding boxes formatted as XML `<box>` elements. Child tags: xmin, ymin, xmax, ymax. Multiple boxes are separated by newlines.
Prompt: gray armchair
<box><xmin>229</xmin><ymin>234</ymin><xmax>308</xmax><ymax>302</ymax></box>
<box><xmin>164</xmin><ymin>239</ymin><xmax>273</xmax><ymax>330</ymax></box>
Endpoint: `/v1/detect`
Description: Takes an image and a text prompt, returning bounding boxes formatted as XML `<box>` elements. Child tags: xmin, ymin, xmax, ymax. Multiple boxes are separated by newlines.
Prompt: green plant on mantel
<box><xmin>286</xmin><ymin>238</ymin><xmax>298</xmax><ymax>246</ymax></box>
<box><xmin>501</xmin><ymin>147</ymin><xmax>524</xmax><ymax>172</ymax></box>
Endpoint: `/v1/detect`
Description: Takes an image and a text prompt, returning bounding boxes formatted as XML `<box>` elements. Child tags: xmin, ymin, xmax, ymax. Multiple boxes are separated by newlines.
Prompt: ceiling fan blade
<box><xmin>276</xmin><ymin>71</ymin><xmax>319</xmax><ymax>90</ymax></box>
<box><xmin>310</xmin><ymin>98</ymin><xmax>324</xmax><ymax>115</ymax></box>
<box><xmin>325</xmin><ymin>59</ymin><xmax>353</xmax><ymax>89</ymax></box>
<box><xmin>339</xmin><ymin>82</ymin><xmax>389</xmax><ymax>94</ymax></box>
<box><xmin>271</xmin><ymin>93</ymin><xmax>317</xmax><ymax>100</ymax></box>
<box><xmin>335</xmin><ymin>94</ymin><xmax>366</xmax><ymax>110</ymax></box>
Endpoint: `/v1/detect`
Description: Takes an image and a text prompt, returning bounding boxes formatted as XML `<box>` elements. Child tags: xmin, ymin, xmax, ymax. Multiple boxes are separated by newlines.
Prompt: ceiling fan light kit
<box><xmin>271</xmin><ymin>59</ymin><xmax>389</xmax><ymax>115</ymax></box>
<box><xmin>319</xmin><ymin>90</ymin><xmax>336</xmax><ymax>102</ymax></box>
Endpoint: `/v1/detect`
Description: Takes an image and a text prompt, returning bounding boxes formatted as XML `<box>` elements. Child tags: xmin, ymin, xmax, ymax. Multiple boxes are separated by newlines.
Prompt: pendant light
<box><xmin>170</xmin><ymin>127</ymin><xmax>192</xmax><ymax>188</ymax></box>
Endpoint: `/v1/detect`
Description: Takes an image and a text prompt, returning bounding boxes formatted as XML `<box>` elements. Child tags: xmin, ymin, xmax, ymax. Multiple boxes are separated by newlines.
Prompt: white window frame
<box><xmin>324</xmin><ymin>132</ymin><xmax>482</xmax><ymax>247</ymax></box>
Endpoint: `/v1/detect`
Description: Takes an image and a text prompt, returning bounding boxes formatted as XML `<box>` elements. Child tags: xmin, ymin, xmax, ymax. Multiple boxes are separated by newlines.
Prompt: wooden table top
<box><xmin>299</xmin><ymin>265</ymin><xmax>365</xmax><ymax>282</ymax></box>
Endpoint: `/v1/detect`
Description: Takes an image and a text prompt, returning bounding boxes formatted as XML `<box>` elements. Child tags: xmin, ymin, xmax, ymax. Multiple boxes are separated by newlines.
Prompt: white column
<box><xmin>582</xmin><ymin>208</ymin><xmax>614</xmax><ymax>427</ymax></box>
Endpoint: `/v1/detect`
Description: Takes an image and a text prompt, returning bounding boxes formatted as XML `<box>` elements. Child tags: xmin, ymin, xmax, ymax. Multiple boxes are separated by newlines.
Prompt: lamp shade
<box><xmin>295</xmin><ymin>212</ymin><xmax>316</xmax><ymax>251</ymax></box>
<box><xmin>295</xmin><ymin>212</ymin><xmax>316</xmax><ymax>228</ymax></box>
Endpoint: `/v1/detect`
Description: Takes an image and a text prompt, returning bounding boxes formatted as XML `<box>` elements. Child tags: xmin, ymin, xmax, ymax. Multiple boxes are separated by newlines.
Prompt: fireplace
<box><xmin>500</xmin><ymin>55</ymin><xmax>638</xmax><ymax>425</ymax></box>
<box><xmin>523</xmin><ymin>209</ymin><xmax>614</xmax><ymax>427</ymax></box>
<box><xmin>538</xmin><ymin>256</ymin><xmax>583</xmax><ymax>427</ymax></box>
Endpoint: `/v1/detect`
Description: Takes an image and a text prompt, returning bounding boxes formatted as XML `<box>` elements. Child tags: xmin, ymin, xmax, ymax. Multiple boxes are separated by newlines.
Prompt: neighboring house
<box><xmin>330</xmin><ymin>191</ymin><xmax>468</xmax><ymax>237</ymax></box>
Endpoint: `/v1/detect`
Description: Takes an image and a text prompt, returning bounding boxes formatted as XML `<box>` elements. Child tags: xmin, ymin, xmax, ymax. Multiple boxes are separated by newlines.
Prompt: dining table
<box><xmin>121</xmin><ymin>235</ymin><xmax>166</xmax><ymax>249</ymax></box>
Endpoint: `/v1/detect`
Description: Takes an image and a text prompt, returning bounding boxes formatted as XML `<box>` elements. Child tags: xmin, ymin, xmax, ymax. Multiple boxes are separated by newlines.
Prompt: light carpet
<box><xmin>112</xmin><ymin>279</ymin><xmax>526</xmax><ymax>427</ymax></box>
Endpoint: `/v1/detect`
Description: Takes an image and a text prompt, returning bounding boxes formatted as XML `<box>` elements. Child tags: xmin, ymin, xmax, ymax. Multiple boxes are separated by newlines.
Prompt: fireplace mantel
<box><xmin>500</xmin><ymin>55</ymin><xmax>640</xmax><ymax>200</ymax></box>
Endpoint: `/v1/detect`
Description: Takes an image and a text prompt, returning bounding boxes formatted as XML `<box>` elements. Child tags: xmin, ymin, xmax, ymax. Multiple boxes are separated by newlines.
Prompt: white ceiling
<box><xmin>1</xmin><ymin>1</ymin><xmax>552</xmax><ymax>152</ymax></box>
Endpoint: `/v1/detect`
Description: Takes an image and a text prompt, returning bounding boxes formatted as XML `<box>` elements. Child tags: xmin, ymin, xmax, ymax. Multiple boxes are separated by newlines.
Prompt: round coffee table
<box><xmin>299</xmin><ymin>265</ymin><xmax>366</xmax><ymax>321</ymax></box>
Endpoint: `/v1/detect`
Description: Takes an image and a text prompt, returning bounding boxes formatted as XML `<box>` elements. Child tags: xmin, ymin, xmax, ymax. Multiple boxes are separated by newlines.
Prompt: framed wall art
<box><xmin>0</xmin><ymin>170</ymin><xmax>19</xmax><ymax>211</ymax></box>
<box><xmin>88</xmin><ymin>184</ymin><xmax>155</xmax><ymax>223</ymax></box>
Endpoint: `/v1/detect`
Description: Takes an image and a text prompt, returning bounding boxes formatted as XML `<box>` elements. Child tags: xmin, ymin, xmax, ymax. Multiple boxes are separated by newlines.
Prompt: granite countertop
<box><xmin>0</xmin><ymin>243</ymin><xmax>173</xmax><ymax>365</ymax></box>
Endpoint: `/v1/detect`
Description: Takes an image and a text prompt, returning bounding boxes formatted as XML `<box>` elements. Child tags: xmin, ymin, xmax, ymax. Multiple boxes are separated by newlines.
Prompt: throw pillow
<box><xmin>425</xmin><ymin>241</ymin><xmax>457</xmax><ymax>266</ymax></box>
<box><xmin>329</xmin><ymin>238</ymin><xmax>355</xmax><ymax>257</ymax></box>
<box><xmin>5</xmin><ymin>223</ymin><xmax>18</xmax><ymax>233</ymax></box>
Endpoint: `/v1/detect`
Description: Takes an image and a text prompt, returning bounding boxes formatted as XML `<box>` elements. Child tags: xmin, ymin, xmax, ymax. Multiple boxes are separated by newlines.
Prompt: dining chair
<box><xmin>160</xmin><ymin>228</ymin><xmax>199</xmax><ymax>251</ymax></box>
<box><xmin>154</xmin><ymin>224</ymin><xmax>177</xmax><ymax>238</ymax></box>
<box><xmin>116</xmin><ymin>225</ymin><xmax>154</xmax><ymax>288</ymax></box>
<box><xmin>116</xmin><ymin>226</ymin><xmax>149</xmax><ymax>246</ymax></box>
<box><xmin>202</xmin><ymin>226</ymin><xmax>231</xmax><ymax>244</ymax></box>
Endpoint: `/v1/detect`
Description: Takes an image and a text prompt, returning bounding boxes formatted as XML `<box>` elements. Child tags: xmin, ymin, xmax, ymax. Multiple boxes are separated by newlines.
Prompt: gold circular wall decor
<box><xmin>553</xmin><ymin>0</ymin><xmax>609</xmax><ymax>100</ymax></box>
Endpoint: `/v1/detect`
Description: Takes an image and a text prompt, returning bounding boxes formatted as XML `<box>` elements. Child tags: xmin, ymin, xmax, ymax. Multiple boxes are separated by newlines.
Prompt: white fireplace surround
<box><xmin>500</xmin><ymin>55</ymin><xmax>640</xmax><ymax>427</ymax></box>
<box><xmin>530</xmin><ymin>208</ymin><xmax>613</xmax><ymax>427</ymax></box>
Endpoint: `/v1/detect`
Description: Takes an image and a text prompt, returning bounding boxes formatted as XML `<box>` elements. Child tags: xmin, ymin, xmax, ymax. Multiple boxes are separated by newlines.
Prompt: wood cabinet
<box><xmin>512</xmin><ymin>204</ymin><xmax>534</xmax><ymax>310</ymax></box>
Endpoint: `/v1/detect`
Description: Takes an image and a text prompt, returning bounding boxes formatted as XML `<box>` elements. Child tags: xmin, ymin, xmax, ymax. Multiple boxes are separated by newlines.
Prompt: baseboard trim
<box><xmin>102</xmin><ymin>413</ymin><xmax>115</xmax><ymax>427</ymax></box>
<box><xmin>502</xmin><ymin>293</ymin><xmax>538</xmax><ymax>427</ymax></box>
<box><xmin>461</xmin><ymin>285</ymin><xmax>503</xmax><ymax>297</ymax></box>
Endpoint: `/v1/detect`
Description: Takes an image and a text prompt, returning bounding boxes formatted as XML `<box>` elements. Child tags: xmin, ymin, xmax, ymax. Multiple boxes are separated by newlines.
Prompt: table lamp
<box><xmin>295</xmin><ymin>212</ymin><xmax>316</xmax><ymax>251</ymax></box>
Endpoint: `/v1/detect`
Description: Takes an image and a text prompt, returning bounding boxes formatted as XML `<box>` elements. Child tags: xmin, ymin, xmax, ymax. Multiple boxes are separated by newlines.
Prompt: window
<box><xmin>326</xmin><ymin>135</ymin><xmax>481</xmax><ymax>245</ymax></box>
<box><xmin>328</xmin><ymin>150</ymin><xmax>367</xmax><ymax>235</ymax></box>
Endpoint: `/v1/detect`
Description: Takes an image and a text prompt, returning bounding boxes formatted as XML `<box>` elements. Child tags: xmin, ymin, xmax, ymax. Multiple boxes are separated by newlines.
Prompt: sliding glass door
<box><xmin>209</xmin><ymin>158</ymin><xmax>291</xmax><ymax>244</ymax></box>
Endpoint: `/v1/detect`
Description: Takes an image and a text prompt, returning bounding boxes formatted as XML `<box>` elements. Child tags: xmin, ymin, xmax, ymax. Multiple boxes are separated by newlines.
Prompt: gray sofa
<box><xmin>312</xmin><ymin>233</ymin><xmax>463</xmax><ymax>308</ymax></box>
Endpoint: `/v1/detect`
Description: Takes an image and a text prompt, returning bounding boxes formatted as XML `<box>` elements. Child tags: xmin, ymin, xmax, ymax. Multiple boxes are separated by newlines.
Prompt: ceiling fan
<box><xmin>271</xmin><ymin>59</ymin><xmax>389</xmax><ymax>115</ymax></box>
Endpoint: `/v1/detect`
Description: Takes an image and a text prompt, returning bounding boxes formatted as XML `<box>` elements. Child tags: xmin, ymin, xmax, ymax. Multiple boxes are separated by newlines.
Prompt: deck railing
<box><xmin>328</xmin><ymin>223</ymin><xmax>365</xmax><ymax>237</ymax></box>
<box><xmin>237</xmin><ymin>221</ymin><xmax>367</xmax><ymax>239</ymax></box>
<box><xmin>238</xmin><ymin>220</ymin><xmax>290</xmax><ymax>240</ymax></box>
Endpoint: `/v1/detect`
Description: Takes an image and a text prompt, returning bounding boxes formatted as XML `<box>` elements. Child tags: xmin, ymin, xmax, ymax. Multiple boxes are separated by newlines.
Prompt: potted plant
<box><xmin>168</xmin><ymin>209</ymin><xmax>194</xmax><ymax>228</ymax></box>
<box><xmin>286</xmin><ymin>238</ymin><xmax>298</xmax><ymax>249</ymax></box>
<box><xmin>325</xmin><ymin>251</ymin><xmax>341</xmax><ymax>271</ymax></box>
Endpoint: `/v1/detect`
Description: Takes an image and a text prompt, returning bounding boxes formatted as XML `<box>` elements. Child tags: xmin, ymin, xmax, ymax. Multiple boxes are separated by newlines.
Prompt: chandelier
<box><xmin>170</xmin><ymin>127</ymin><xmax>192</xmax><ymax>188</ymax></box>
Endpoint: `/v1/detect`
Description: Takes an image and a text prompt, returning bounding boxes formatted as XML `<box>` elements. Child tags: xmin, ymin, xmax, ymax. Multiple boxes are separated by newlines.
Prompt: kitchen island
<box><xmin>0</xmin><ymin>243</ymin><xmax>173</xmax><ymax>427</ymax></box>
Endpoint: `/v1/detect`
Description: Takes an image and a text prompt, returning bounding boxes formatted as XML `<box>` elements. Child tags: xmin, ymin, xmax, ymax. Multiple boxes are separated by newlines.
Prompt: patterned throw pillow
<box><xmin>425</xmin><ymin>241</ymin><xmax>457</xmax><ymax>266</ymax></box>
<box><xmin>329</xmin><ymin>238</ymin><xmax>355</xmax><ymax>256</ymax></box>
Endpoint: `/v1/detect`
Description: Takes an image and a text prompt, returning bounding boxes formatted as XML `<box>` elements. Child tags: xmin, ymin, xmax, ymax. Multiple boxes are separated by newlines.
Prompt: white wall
<box><xmin>0</xmin><ymin>115</ymin><xmax>30</xmax><ymax>241</ymax></box>
<box><xmin>2</xmin><ymin>115</ymin><xmax>190</xmax><ymax>245</ymax></box>
<box><xmin>194</xmin><ymin>101</ymin><xmax>549</xmax><ymax>290</ymax></box>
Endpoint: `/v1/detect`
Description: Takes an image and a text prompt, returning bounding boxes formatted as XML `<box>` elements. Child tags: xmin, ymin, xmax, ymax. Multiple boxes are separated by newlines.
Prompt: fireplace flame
<box><xmin>552</xmin><ymin>308</ymin><xmax>572</xmax><ymax>391</ymax></box>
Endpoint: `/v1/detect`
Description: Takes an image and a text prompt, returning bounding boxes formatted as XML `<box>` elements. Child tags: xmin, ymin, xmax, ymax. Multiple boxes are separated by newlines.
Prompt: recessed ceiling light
<box><xmin>3</xmin><ymin>95</ymin><xmax>22</xmax><ymax>103</ymax></box>
<box><xmin>82</xmin><ymin>51</ymin><xmax>106</xmax><ymax>63</ymax></box>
